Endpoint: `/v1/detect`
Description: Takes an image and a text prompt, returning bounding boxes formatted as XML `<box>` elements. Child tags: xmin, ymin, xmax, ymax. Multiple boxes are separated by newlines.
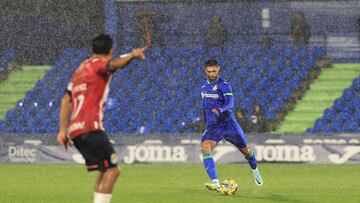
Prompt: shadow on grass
<box><xmin>167</xmin><ymin>187</ymin><xmax>316</xmax><ymax>203</ymax></box>
<box><xmin>235</xmin><ymin>193</ymin><xmax>316</xmax><ymax>203</ymax></box>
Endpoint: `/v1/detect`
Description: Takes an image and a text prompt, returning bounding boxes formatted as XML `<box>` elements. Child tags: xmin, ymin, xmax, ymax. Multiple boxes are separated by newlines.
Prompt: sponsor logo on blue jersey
<box><xmin>201</xmin><ymin>92</ymin><xmax>219</xmax><ymax>99</ymax></box>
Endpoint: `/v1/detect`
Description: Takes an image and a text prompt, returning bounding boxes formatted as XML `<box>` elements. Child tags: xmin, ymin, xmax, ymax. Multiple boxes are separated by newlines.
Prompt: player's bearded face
<box><xmin>205</xmin><ymin>66</ymin><xmax>220</xmax><ymax>81</ymax></box>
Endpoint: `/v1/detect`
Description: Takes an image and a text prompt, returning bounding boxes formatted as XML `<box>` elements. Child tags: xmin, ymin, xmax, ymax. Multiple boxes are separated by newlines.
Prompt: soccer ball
<box><xmin>220</xmin><ymin>179</ymin><xmax>238</xmax><ymax>195</ymax></box>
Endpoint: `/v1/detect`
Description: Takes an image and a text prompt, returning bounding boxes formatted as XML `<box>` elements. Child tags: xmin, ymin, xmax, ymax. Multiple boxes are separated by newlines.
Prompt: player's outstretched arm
<box><xmin>108</xmin><ymin>47</ymin><xmax>147</xmax><ymax>72</ymax></box>
<box><xmin>57</xmin><ymin>93</ymin><xmax>71</xmax><ymax>150</ymax></box>
<box><xmin>218</xmin><ymin>95</ymin><xmax>234</xmax><ymax>113</ymax></box>
<box><xmin>213</xmin><ymin>83</ymin><xmax>234</xmax><ymax>115</ymax></box>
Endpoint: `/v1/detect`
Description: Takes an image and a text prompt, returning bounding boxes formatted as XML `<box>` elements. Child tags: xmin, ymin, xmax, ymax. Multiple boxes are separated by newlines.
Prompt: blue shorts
<box><xmin>201</xmin><ymin>122</ymin><xmax>248</xmax><ymax>148</ymax></box>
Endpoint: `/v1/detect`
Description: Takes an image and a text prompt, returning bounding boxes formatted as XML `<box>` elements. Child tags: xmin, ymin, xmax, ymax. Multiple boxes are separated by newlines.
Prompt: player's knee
<box><xmin>240</xmin><ymin>147</ymin><xmax>252</xmax><ymax>156</ymax></box>
<box><xmin>201</xmin><ymin>144</ymin><xmax>211</xmax><ymax>153</ymax></box>
<box><xmin>109</xmin><ymin>166</ymin><xmax>121</xmax><ymax>177</ymax></box>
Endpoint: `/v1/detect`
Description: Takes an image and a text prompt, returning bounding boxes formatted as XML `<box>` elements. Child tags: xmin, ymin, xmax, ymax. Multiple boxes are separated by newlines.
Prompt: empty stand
<box><xmin>0</xmin><ymin>46</ymin><xmax>325</xmax><ymax>134</ymax></box>
<box><xmin>308</xmin><ymin>75</ymin><xmax>360</xmax><ymax>133</ymax></box>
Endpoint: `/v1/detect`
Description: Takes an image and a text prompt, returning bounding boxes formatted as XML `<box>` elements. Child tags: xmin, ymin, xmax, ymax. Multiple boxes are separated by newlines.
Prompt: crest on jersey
<box><xmin>110</xmin><ymin>153</ymin><xmax>118</xmax><ymax>164</ymax></box>
<box><xmin>213</xmin><ymin>85</ymin><xmax>218</xmax><ymax>91</ymax></box>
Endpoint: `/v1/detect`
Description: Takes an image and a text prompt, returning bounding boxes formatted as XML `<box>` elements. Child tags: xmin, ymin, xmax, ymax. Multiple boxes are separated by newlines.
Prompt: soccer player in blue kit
<box><xmin>200</xmin><ymin>59</ymin><xmax>263</xmax><ymax>191</ymax></box>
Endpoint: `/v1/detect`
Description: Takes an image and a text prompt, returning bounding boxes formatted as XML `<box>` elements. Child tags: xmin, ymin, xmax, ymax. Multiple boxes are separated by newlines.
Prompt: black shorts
<box><xmin>72</xmin><ymin>131</ymin><xmax>118</xmax><ymax>172</ymax></box>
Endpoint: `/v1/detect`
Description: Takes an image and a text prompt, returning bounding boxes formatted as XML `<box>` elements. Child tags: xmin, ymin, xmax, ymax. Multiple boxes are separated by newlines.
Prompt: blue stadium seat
<box><xmin>309</xmin><ymin>76</ymin><xmax>360</xmax><ymax>133</ymax></box>
<box><xmin>0</xmin><ymin>45</ymin><xmax>327</xmax><ymax>134</ymax></box>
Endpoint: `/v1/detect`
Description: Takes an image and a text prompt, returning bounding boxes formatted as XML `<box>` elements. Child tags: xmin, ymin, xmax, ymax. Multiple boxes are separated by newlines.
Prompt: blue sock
<box><xmin>202</xmin><ymin>153</ymin><xmax>218</xmax><ymax>180</ymax></box>
<box><xmin>246</xmin><ymin>150</ymin><xmax>257</xmax><ymax>170</ymax></box>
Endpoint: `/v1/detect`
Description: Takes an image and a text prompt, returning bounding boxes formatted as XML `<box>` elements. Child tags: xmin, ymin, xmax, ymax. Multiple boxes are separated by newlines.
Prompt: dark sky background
<box><xmin>0</xmin><ymin>0</ymin><xmax>105</xmax><ymax>64</ymax></box>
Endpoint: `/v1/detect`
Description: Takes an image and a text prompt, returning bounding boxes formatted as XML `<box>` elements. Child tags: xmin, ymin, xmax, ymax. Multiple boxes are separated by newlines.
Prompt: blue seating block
<box><xmin>0</xmin><ymin>45</ymin><xmax>327</xmax><ymax>134</ymax></box>
<box><xmin>309</xmin><ymin>75</ymin><xmax>360</xmax><ymax>133</ymax></box>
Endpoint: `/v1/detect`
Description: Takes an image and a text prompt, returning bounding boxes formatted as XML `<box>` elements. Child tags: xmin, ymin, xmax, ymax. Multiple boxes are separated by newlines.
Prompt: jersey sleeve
<box><xmin>217</xmin><ymin>81</ymin><xmax>234</xmax><ymax>113</ymax></box>
<box><xmin>65</xmin><ymin>82</ymin><xmax>72</xmax><ymax>95</ymax></box>
<box><xmin>221</xmin><ymin>81</ymin><xmax>233</xmax><ymax>97</ymax></box>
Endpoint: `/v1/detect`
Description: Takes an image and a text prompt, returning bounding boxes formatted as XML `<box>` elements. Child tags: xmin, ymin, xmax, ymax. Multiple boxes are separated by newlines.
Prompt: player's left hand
<box><xmin>57</xmin><ymin>131</ymin><xmax>71</xmax><ymax>151</ymax></box>
<box><xmin>212</xmin><ymin>108</ymin><xmax>220</xmax><ymax>116</ymax></box>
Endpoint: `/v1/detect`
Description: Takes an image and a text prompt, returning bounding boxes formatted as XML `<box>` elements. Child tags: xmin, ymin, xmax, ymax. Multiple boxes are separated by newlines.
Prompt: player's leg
<box><xmin>97</xmin><ymin>166</ymin><xmax>121</xmax><ymax>193</ymax></box>
<box><xmin>202</xmin><ymin>140</ymin><xmax>219</xmax><ymax>185</ymax></box>
<box><xmin>239</xmin><ymin>145</ymin><xmax>257</xmax><ymax>170</ymax></box>
<box><xmin>95</xmin><ymin>172</ymin><xmax>104</xmax><ymax>192</ymax></box>
<box><xmin>201</xmin><ymin>130</ymin><xmax>222</xmax><ymax>191</ymax></box>
<box><xmin>73</xmin><ymin>131</ymin><xmax>120</xmax><ymax>203</ymax></box>
<box><xmin>224</xmin><ymin>124</ymin><xmax>263</xmax><ymax>186</ymax></box>
<box><xmin>239</xmin><ymin>145</ymin><xmax>263</xmax><ymax>186</ymax></box>
<box><xmin>93</xmin><ymin>132</ymin><xmax>121</xmax><ymax>203</ymax></box>
<box><xmin>93</xmin><ymin>167</ymin><xmax>120</xmax><ymax>203</ymax></box>
<box><xmin>202</xmin><ymin>140</ymin><xmax>221</xmax><ymax>191</ymax></box>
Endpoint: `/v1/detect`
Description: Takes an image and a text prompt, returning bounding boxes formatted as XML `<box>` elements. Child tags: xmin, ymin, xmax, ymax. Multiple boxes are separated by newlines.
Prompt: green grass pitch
<box><xmin>0</xmin><ymin>163</ymin><xmax>359</xmax><ymax>203</ymax></box>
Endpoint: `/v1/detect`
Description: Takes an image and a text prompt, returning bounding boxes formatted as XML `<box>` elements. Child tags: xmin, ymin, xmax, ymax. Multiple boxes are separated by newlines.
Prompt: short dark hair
<box><xmin>205</xmin><ymin>59</ymin><xmax>219</xmax><ymax>67</ymax></box>
<box><xmin>92</xmin><ymin>34</ymin><xmax>113</xmax><ymax>55</ymax></box>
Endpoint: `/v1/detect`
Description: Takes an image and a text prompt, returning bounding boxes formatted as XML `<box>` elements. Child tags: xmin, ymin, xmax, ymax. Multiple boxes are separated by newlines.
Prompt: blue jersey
<box><xmin>201</xmin><ymin>77</ymin><xmax>237</xmax><ymax>129</ymax></box>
